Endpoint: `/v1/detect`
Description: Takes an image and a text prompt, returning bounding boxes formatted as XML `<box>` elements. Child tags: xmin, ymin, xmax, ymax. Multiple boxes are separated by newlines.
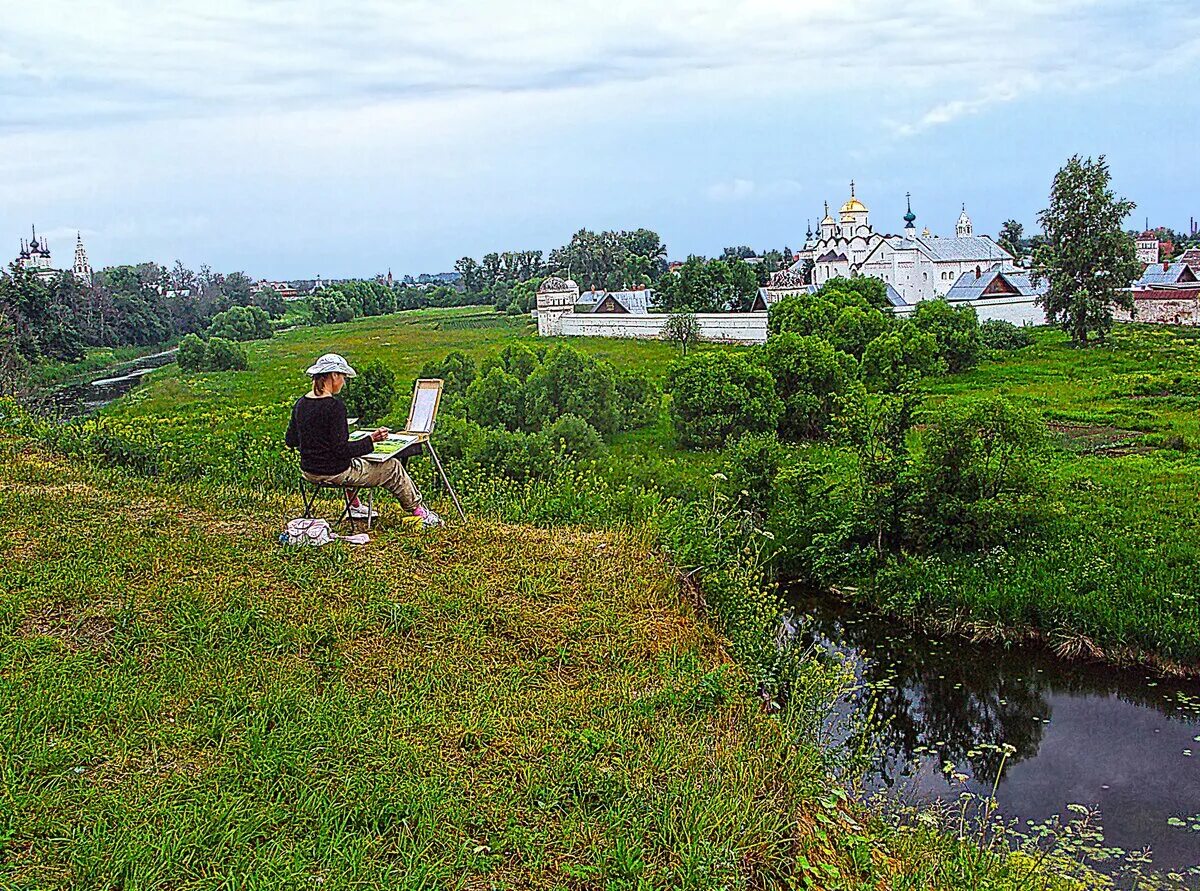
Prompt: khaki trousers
<box><xmin>304</xmin><ymin>457</ymin><xmax>423</xmax><ymax>512</ymax></box>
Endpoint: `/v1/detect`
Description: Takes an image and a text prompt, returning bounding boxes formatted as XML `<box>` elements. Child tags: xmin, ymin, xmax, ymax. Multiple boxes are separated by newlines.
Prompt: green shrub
<box><xmin>768</xmin><ymin>295</ymin><xmax>839</xmax><ymax>337</ymax></box>
<box><xmin>911</xmin><ymin>300</ymin><xmax>982</xmax><ymax>373</ymax></box>
<box><xmin>830</xmin><ymin>305</ymin><xmax>890</xmax><ymax>359</ymax></box>
<box><xmin>342</xmin><ymin>359</ymin><xmax>396</xmax><ymax>425</ymax></box>
<box><xmin>981</xmin><ymin>318</ymin><xmax>1035</xmax><ymax>351</ymax></box>
<box><xmin>465</xmin><ymin>366</ymin><xmax>524</xmax><ymax>431</ymax></box>
<box><xmin>207</xmin><ymin>305</ymin><xmax>273</xmax><ymax>342</ymax></box>
<box><xmin>861</xmin><ymin>324</ymin><xmax>944</xmax><ymax>391</ymax></box>
<box><xmin>614</xmin><ymin>369</ymin><xmax>659</xmax><ymax>431</ymax></box>
<box><xmin>763</xmin><ymin>334</ymin><xmax>856</xmax><ymax>440</ymax></box>
<box><xmin>419</xmin><ymin>350</ymin><xmax>477</xmax><ymax>396</ymax></box>
<box><xmin>201</xmin><ymin>337</ymin><xmax>248</xmax><ymax>371</ymax></box>
<box><xmin>176</xmin><ymin>334</ymin><xmax>207</xmax><ymax>372</ymax></box>
<box><xmin>667</xmin><ymin>351</ymin><xmax>782</xmax><ymax>450</ymax></box>
<box><xmin>908</xmin><ymin>396</ymin><xmax>1046</xmax><ymax>551</ymax></box>
<box><xmin>722</xmin><ymin>431</ymin><xmax>783</xmax><ymax>519</ymax></box>
<box><xmin>541</xmin><ymin>414</ymin><xmax>603</xmax><ymax>459</ymax></box>
<box><xmin>524</xmin><ymin>345</ymin><xmax>619</xmax><ymax>437</ymax></box>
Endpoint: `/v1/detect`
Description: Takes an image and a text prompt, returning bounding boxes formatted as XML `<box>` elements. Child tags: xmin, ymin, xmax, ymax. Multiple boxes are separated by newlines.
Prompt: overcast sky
<box><xmin>3</xmin><ymin>0</ymin><xmax>1198</xmax><ymax>278</ymax></box>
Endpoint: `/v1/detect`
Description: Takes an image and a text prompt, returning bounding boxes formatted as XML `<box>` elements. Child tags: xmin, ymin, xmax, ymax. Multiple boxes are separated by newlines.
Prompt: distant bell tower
<box><xmin>73</xmin><ymin>232</ymin><xmax>93</xmax><ymax>285</ymax></box>
<box><xmin>903</xmin><ymin>192</ymin><xmax>917</xmax><ymax>239</ymax></box>
<box><xmin>956</xmin><ymin>204</ymin><xmax>974</xmax><ymax>238</ymax></box>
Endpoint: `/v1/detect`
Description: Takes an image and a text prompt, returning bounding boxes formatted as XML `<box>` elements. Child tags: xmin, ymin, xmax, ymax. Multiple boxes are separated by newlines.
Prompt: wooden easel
<box><xmin>400</xmin><ymin>378</ymin><xmax>466</xmax><ymax>521</ymax></box>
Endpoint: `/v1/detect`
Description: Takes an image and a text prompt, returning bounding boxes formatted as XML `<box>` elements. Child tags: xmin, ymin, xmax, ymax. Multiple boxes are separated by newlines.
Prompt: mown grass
<box><xmin>0</xmin><ymin>441</ymin><xmax>1100</xmax><ymax>890</ymax></box>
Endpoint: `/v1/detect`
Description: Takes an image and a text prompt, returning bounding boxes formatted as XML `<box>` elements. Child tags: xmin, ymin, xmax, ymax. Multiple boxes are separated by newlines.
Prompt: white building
<box><xmin>855</xmin><ymin>200</ymin><xmax>1013</xmax><ymax>304</ymax></box>
<box><xmin>14</xmin><ymin>226</ymin><xmax>93</xmax><ymax>285</ymax></box>
<box><xmin>797</xmin><ymin>182</ymin><xmax>890</xmax><ymax>286</ymax></box>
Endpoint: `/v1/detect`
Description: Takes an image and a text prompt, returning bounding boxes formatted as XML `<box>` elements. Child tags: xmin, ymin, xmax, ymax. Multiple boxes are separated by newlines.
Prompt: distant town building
<box><xmin>14</xmin><ymin>225</ymin><xmax>93</xmax><ymax>285</ymax></box>
<box><xmin>1136</xmin><ymin>234</ymin><xmax>1161</xmax><ymax>265</ymax></box>
<box><xmin>252</xmin><ymin>279</ymin><xmax>300</xmax><ymax>301</ymax></box>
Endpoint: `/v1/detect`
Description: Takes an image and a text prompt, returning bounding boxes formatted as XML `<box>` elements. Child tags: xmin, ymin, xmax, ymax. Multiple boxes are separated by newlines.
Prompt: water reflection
<box><xmin>784</xmin><ymin>589</ymin><xmax>1200</xmax><ymax>875</ymax></box>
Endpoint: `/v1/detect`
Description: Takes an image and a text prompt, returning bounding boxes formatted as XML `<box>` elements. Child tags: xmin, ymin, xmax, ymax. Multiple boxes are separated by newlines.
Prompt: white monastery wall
<box><xmin>893</xmin><ymin>296</ymin><xmax>1047</xmax><ymax>326</ymax></box>
<box><xmin>1114</xmin><ymin>295</ymin><xmax>1200</xmax><ymax>326</ymax></box>
<box><xmin>558</xmin><ymin>312</ymin><xmax>768</xmax><ymax>344</ymax></box>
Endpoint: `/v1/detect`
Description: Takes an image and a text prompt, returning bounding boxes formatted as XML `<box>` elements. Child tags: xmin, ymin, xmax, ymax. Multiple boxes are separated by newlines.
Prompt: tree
<box><xmin>454</xmin><ymin>257</ymin><xmax>483</xmax><ymax>294</ymax></box>
<box><xmin>911</xmin><ymin>300</ymin><xmax>982</xmax><ymax>373</ymax></box>
<box><xmin>177</xmin><ymin>333</ymin><xmax>207</xmax><ymax>372</ymax></box>
<box><xmin>998</xmin><ymin>220</ymin><xmax>1024</xmax><ymax>258</ymax></box>
<box><xmin>667</xmin><ymin>351</ymin><xmax>782</xmax><ymax>450</ymax></box>
<box><xmin>661</xmin><ymin>312</ymin><xmax>701</xmax><ymax>356</ymax></box>
<box><xmin>342</xmin><ymin>359</ymin><xmax>397</xmax><ymax>425</ymax></box>
<box><xmin>763</xmin><ymin>334</ymin><xmax>856</xmax><ymax>440</ymax></box>
<box><xmin>1033</xmin><ymin>155</ymin><xmax>1141</xmax><ymax>346</ymax></box>
<box><xmin>861</xmin><ymin>325</ymin><xmax>943</xmax><ymax>391</ymax></box>
<box><xmin>201</xmin><ymin>337</ymin><xmax>248</xmax><ymax>371</ymax></box>
<box><xmin>654</xmin><ymin>257</ymin><xmax>758</xmax><ymax>313</ymax></box>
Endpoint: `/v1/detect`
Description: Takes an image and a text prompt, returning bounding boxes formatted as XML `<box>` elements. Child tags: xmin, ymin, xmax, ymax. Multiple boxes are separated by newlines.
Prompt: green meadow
<box><xmin>89</xmin><ymin>308</ymin><xmax>1200</xmax><ymax>670</ymax></box>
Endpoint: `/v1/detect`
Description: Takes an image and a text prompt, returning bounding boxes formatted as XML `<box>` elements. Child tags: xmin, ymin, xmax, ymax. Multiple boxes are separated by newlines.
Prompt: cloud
<box><xmin>4</xmin><ymin>0</ymin><xmax>1199</xmax><ymax>136</ymax></box>
<box><xmin>891</xmin><ymin>76</ymin><xmax>1039</xmax><ymax>138</ymax></box>
<box><xmin>707</xmin><ymin>178</ymin><xmax>802</xmax><ymax>202</ymax></box>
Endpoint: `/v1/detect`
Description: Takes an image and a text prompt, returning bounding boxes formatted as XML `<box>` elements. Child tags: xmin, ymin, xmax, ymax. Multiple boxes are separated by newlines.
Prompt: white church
<box><xmin>13</xmin><ymin>226</ymin><xmax>93</xmax><ymax>286</ymax></box>
<box><xmin>793</xmin><ymin>185</ymin><xmax>1016</xmax><ymax>305</ymax></box>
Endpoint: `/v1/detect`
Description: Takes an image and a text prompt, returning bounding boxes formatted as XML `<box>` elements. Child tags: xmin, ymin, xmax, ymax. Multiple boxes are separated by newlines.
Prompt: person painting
<box><xmin>286</xmin><ymin>353</ymin><xmax>442</xmax><ymax>528</ymax></box>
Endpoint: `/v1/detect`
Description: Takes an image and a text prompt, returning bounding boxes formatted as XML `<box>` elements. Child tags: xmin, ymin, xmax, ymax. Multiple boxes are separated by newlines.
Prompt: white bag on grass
<box><xmin>282</xmin><ymin>518</ymin><xmax>370</xmax><ymax>548</ymax></box>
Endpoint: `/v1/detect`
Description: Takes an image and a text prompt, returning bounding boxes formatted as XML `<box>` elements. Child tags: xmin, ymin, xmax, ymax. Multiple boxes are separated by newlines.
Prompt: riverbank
<box><xmin>29</xmin><ymin>343</ymin><xmax>176</xmax><ymax>390</ymax></box>
<box><xmin>0</xmin><ymin>441</ymin><xmax>1102</xmax><ymax>889</ymax></box>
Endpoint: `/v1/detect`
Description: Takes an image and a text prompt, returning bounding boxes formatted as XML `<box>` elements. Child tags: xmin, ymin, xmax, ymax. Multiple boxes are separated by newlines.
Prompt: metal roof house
<box><xmin>944</xmin><ymin>265</ymin><xmax>1047</xmax><ymax>301</ymax></box>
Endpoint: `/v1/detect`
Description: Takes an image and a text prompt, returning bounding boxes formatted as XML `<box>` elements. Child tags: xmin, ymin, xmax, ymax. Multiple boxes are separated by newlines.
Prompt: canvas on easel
<box><xmin>403</xmin><ymin>378</ymin><xmax>443</xmax><ymax>438</ymax></box>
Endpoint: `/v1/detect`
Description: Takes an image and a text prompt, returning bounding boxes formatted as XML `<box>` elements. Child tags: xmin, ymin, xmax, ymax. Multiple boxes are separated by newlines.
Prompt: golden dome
<box><xmin>839</xmin><ymin>180</ymin><xmax>868</xmax><ymax>218</ymax></box>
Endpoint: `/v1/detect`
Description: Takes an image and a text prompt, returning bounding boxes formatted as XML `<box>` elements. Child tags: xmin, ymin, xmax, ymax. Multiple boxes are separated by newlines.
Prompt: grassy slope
<box><xmin>0</xmin><ymin>442</ymin><xmax>1089</xmax><ymax>890</ymax></box>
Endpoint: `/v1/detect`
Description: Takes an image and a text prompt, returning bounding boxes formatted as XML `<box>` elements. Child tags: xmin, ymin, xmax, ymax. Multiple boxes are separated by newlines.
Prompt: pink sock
<box><xmin>413</xmin><ymin>505</ymin><xmax>428</xmax><ymax>519</ymax></box>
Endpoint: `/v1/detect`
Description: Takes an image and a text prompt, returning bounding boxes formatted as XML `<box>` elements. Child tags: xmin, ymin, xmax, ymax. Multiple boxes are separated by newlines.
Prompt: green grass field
<box><xmin>0</xmin><ymin>441</ymin><xmax>1099</xmax><ymax>890</ymax></box>
<box><xmin>89</xmin><ymin>309</ymin><xmax>1200</xmax><ymax>670</ymax></box>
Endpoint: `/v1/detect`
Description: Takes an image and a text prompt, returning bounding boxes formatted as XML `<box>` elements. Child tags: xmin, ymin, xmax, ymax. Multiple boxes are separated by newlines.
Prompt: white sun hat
<box><xmin>305</xmin><ymin>353</ymin><xmax>357</xmax><ymax>377</ymax></box>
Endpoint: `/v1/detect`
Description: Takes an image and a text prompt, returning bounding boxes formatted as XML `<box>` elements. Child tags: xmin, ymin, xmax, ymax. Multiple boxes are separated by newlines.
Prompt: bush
<box><xmin>207</xmin><ymin>305</ymin><xmax>273</xmax><ymax>342</ymax></box>
<box><xmin>201</xmin><ymin>337</ymin><xmax>248</xmax><ymax>371</ymax></box>
<box><xmin>668</xmin><ymin>351</ymin><xmax>782</xmax><ymax>450</ymax></box>
<box><xmin>722</xmin><ymin>431</ymin><xmax>783</xmax><ymax>519</ymax></box>
<box><xmin>614</xmin><ymin>369</ymin><xmax>659</xmax><ymax>431</ymax></box>
<box><xmin>980</xmin><ymin>318</ymin><xmax>1035</xmax><ymax>351</ymax></box>
<box><xmin>911</xmin><ymin>300</ymin><xmax>982</xmax><ymax>373</ymax></box>
<box><xmin>524</xmin><ymin>345</ymin><xmax>619</xmax><ymax>437</ymax></box>
<box><xmin>541</xmin><ymin>414</ymin><xmax>603</xmax><ymax>459</ymax></box>
<box><xmin>763</xmin><ymin>334</ymin><xmax>856</xmax><ymax>440</ymax></box>
<box><xmin>908</xmin><ymin>396</ymin><xmax>1046</xmax><ymax>551</ymax></box>
<box><xmin>861</xmin><ymin>324</ymin><xmax>944</xmax><ymax>391</ymax></box>
<box><xmin>177</xmin><ymin>334</ymin><xmax>207</xmax><ymax>372</ymax></box>
<box><xmin>768</xmin><ymin>295</ymin><xmax>839</xmax><ymax>337</ymax></box>
<box><xmin>464</xmin><ymin>366</ymin><xmax>524</xmax><ymax>431</ymax></box>
<box><xmin>419</xmin><ymin>350</ymin><xmax>477</xmax><ymax>396</ymax></box>
<box><xmin>830</xmin><ymin>305</ymin><xmax>890</xmax><ymax>359</ymax></box>
<box><xmin>342</xmin><ymin>359</ymin><xmax>396</xmax><ymax>425</ymax></box>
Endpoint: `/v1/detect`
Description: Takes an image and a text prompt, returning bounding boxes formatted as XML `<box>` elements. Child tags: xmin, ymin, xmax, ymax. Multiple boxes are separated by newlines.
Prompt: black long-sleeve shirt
<box><xmin>285</xmin><ymin>395</ymin><xmax>373</xmax><ymax>476</ymax></box>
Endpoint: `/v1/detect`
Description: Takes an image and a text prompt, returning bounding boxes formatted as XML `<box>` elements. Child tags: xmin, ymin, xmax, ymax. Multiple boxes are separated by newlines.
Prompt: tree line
<box><xmin>0</xmin><ymin>261</ymin><xmax>270</xmax><ymax>394</ymax></box>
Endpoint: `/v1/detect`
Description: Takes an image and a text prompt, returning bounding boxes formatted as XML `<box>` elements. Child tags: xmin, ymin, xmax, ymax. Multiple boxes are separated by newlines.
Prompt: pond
<box><xmin>29</xmin><ymin>349</ymin><xmax>177</xmax><ymax>421</ymax></box>
<box><xmin>785</xmin><ymin>590</ymin><xmax>1200</xmax><ymax>881</ymax></box>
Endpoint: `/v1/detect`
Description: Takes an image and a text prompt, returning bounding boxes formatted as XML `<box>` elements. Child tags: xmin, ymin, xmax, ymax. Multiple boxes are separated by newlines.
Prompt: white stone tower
<box><xmin>535</xmin><ymin>276</ymin><xmax>581</xmax><ymax>336</ymax></box>
<box><xmin>73</xmin><ymin>232</ymin><xmax>93</xmax><ymax>285</ymax></box>
<box><xmin>956</xmin><ymin>204</ymin><xmax>973</xmax><ymax>238</ymax></box>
